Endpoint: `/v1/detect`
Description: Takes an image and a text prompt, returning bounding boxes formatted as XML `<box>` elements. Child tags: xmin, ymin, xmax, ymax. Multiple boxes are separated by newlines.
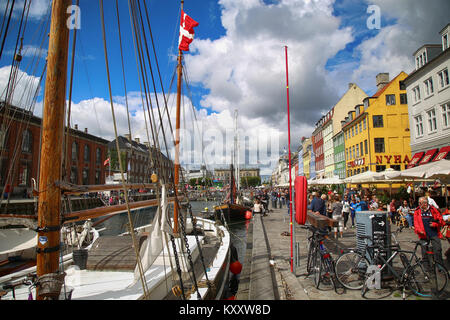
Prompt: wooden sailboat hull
<box><xmin>214</xmin><ymin>203</ymin><xmax>251</xmax><ymax>222</ymax></box>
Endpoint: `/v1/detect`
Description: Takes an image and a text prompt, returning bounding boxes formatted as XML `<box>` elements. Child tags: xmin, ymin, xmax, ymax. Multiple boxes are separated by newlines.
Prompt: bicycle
<box><xmin>302</xmin><ymin>224</ymin><xmax>344</xmax><ymax>294</ymax></box>
<box><xmin>335</xmin><ymin>229</ymin><xmax>448</xmax><ymax>299</ymax></box>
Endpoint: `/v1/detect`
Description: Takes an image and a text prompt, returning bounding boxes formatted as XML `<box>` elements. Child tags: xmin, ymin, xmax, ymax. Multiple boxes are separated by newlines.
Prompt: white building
<box><xmin>404</xmin><ymin>23</ymin><xmax>450</xmax><ymax>167</ymax></box>
<box><xmin>323</xmin><ymin>110</ymin><xmax>335</xmax><ymax>178</ymax></box>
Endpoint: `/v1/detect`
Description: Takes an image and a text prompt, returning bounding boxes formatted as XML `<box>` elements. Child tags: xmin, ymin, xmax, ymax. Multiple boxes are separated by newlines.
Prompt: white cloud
<box><xmin>0</xmin><ymin>66</ymin><xmax>42</xmax><ymax>110</ymax></box>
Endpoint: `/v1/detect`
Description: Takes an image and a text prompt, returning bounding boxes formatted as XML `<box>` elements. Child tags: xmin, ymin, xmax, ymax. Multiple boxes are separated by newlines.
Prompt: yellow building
<box><xmin>342</xmin><ymin>72</ymin><xmax>411</xmax><ymax>187</ymax></box>
<box><xmin>302</xmin><ymin>137</ymin><xmax>312</xmax><ymax>179</ymax></box>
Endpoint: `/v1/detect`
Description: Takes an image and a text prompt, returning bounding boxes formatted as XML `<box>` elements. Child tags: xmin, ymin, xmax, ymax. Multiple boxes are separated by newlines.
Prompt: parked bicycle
<box><xmin>334</xmin><ymin>228</ymin><xmax>448</xmax><ymax>299</ymax></box>
<box><xmin>302</xmin><ymin>224</ymin><xmax>344</xmax><ymax>294</ymax></box>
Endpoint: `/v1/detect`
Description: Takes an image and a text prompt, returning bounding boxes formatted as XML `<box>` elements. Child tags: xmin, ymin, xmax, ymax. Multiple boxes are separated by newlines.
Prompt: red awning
<box><xmin>433</xmin><ymin>146</ymin><xmax>450</xmax><ymax>162</ymax></box>
<box><xmin>419</xmin><ymin>148</ymin><xmax>438</xmax><ymax>165</ymax></box>
<box><xmin>407</xmin><ymin>152</ymin><xmax>424</xmax><ymax>168</ymax></box>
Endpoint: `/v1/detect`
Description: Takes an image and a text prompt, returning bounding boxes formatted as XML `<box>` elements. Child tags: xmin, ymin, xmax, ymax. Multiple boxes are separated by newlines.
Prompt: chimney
<box><xmin>376</xmin><ymin>73</ymin><xmax>389</xmax><ymax>91</ymax></box>
<box><xmin>124</xmin><ymin>133</ymin><xmax>131</xmax><ymax>141</ymax></box>
<box><xmin>144</xmin><ymin>142</ymin><xmax>150</xmax><ymax>148</ymax></box>
<box><xmin>74</xmin><ymin>124</ymin><xmax>78</xmax><ymax>130</ymax></box>
<box><xmin>135</xmin><ymin>137</ymin><xmax>140</xmax><ymax>144</ymax></box>
<box><xmin>348</xmin><ymin>83</ymin><xmax>355</xmax><ymax>89</ymax></box>
<box><xmin>84</xmin><ymin>128</ymin><xmax>88</xmax><ymax>133</ymax></box>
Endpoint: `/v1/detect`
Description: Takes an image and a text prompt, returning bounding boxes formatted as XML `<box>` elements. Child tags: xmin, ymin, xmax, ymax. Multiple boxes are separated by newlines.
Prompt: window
<box><xmin>71</xmin><ymin>142</ymin><xmax>78</xmax><ymax>161</ymax></box>
<box><xmin>84</xmin><ymin>145</ymin><xmax>90</xmax><ymax>162</ymax></box>
<box><xmin>22</xmin><ymin>130</ymin><xmax>32</xmax><ymax>153</ymax></box>
<box><xmin>363</xmin><ymin>118</ymin><xmax>367</xmax><ymax>130</ymax></box>
<box><xmin>95</xmin><ymin>170</ymin><xmax>101</xmax><ymax>184</ymax></box>
<box><xmin>364</xmin><ymin>140</ymin><xmax>368</xmax><ymax>155</ymax></box>
<box><xmin>352</xmin><ymin>146</ymin><xmax>355</xmax><ymax>159</ymax></box>
<box><xmin>400</xmin><ymin>93</ymin><xmax>407</xmax><ymax>105</ymax></box>
<box><xmin>424</xmin><ymin>78</ymin><xmax>434</xmax><ymax>96</ymax></box>
<box><xmin>390</xmin><ymin>165</ymin><xmax>401</xmax><ymax>171</ymax></box>
<box><xmin>96</xmin><ymin>148</ymin><xmax>101</xmax><ymax>164</ymax></box>
<box><xmin>359</xmin><ymin>122</ymin><xmax>362</xmax><ymax>133</ymax></box>
<box><xmin>415</xmin><ymin>115</ymin><xmax>424</xmax><ymax>137</ymax></box>
<box><xmin>443</xmin><ymin>34</ymin><xmax>449</xmax><ymax>50</ymax></box>
<box><xmin>356</xmin><ymin>144</ymin><xmax>359</xmax><ymax>158</ymax></box>
<box><xmin>374</xmin><ymin>138</ymin><xmax>385</xmax><ymax>153</ymax></box>
<box><xmin>82</xmin><ymin>168</ymin><xmax>89</xmax><ymax>185</ymax></box>
<box><xmin>18</xmin><ymin>162</ymin><xmax>29</xmax><ymax>186</ymax></box>
<box><xmin>351</xmin><ymin>126</ymin><xmax>354</xmax><ymax>137</ymax></box>
<box><xmin>70</xmin><ymin>167</ymin><xmax>78</xmax><ymax>184</ymax></box>
<box><xmin>386</xmin><ymin>94</ymin><xmax>396</xmax><ymax>105</ymax></box>
<box><xmin>413</xmin><ymin>86</ymin><xmax>421</xmax><ymax>102</ymax></box>
<box><xmin>399</xmin><ymin>81</ymin><xmax>406</xmax><ymax>90</ymax></box>
<box><xmin>0</xmin><ymin>127</ymin><xmax>6</xmax><ymax>149</ymax></box>
<box><xmin>443</xmin><ymin>103</ymin><xmax>450</xmax><ymax>128</ymax></box>
<box><xmin>360</xmin><ymin>142</ymin><xmax>363</xmax><ymax>157</ymax></box>
<box><xmin>438</xmin><ymin>68</ymin><xmax>449</xmax><ymax>88</ymax></box>
<box><xmin>376</xmin><ymin>165</ymin><xmax>386</xmax><ymax>172</ymax></box>
<box><xmin>427</xmin><ymin>109</ymin><xmax>437</xmax><ymax>132</ymax></box>
<box><xmin>373</xmin><ymin>115</ymin><xmax>384</xmax><ymax>128</ymax></box>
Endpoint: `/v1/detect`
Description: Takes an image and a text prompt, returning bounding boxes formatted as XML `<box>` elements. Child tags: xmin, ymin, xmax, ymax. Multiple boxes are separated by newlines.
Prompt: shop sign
<box><xmin>375</xmin><ymin>155</ymin><xmax>410</xmax><ymax>165</ymax></box>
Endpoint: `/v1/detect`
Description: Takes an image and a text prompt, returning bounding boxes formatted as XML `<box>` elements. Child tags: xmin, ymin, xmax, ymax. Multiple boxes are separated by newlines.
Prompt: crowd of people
<box><xmin>249</xmin><ymin>185</ymin><xmax>450</xmax><ymax>272</ymax></box>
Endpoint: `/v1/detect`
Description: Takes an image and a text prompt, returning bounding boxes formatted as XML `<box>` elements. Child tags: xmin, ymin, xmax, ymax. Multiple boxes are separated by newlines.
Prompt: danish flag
<box><xmin>179</xmin><ymin>10</ymin><xmax>199</xmax><ymax>51</ymax></box>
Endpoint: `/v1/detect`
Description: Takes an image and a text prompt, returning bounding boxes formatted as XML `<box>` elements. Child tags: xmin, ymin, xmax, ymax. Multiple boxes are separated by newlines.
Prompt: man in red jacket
<box><xmin>413</xmin><ymin>197</ymin><xmax>445</xmax><ymax>267</ymax></box>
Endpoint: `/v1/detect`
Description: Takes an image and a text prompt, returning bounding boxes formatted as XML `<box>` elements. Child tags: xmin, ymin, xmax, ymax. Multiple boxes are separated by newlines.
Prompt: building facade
<box><xmin>404</xmin><ymin>23</ymin><xmax>450</xmax><ymax>167</ymax></box>
<box><xmin>333</xmin><ymin>131</ymin><xmax>345</xmax><ymax>179</ymax></box>
<box><xmin>342</xmin><ymin>72</ymin><xmax>412</xmax><ymax>177</ymax></box>
<box><xmin>0</xmin><ymin>104</ymin><xmax>109</xmax><ymax>196</ymax></box>
<box><xmin>301</xmin><ymin>137</ymin><xmax>312</xmax><ymax>179</ymax></box>
<box><xmin>322</xmin><ymin>110</ymin><xmax>335</xmax><ymax>178</ymax></box>
<box><xmin>312</xmin><ymin>121</ymin><xmax>324</xmax><ymax>179</ymax></box>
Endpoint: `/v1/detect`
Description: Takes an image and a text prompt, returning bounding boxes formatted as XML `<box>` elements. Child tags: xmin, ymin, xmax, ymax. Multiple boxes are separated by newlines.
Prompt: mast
<box><xmin>284</xmin><ymin>46</ymin><xmax>294</xmax><ymax>273</ymax></box>
<box><xmin>36</xmin><ymin>0</ymin><xmax>70</xmax><ymax>298</ymax></box>
<box><xmin>173</xmin><ymin>0</ymin><xmax>184</xmax><ymax>235</ymax></box>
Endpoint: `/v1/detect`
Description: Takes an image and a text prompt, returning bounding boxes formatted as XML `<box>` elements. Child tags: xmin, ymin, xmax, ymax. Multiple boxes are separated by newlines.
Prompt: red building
<box><xmin>312</xmin><ymin>116</ymin><xmax>324</xmax><ymax>178</ymax></box>
<box><xmin>0</xmin><ymin>104</ymin><xmax>109</xmax><ymax>197</ymax></box>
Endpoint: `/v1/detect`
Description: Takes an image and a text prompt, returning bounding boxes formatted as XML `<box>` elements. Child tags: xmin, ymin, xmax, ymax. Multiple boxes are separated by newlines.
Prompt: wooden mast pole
<box><xmin>174</xmin><ymin>0</ymin><xmax>184</xmax><ymax>235</ymax></box>
<box><xmin>36</xmin><ymin>0</ymin><xmax>70</xmax><ymax>298</ymax></box>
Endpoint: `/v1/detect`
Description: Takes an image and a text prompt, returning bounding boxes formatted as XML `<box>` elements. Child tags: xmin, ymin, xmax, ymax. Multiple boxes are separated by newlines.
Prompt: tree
<box><xmin>240</xmin><ymin>176</ymin><xmax>261</xmax><ymax>188</ymax></box>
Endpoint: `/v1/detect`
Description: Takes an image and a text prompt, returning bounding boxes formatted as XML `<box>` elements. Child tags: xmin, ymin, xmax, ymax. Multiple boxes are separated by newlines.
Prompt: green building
<box><xmin>333</xmin><ymin>131</ymin><xmax>345</xmax><ymax>179</ymax></box>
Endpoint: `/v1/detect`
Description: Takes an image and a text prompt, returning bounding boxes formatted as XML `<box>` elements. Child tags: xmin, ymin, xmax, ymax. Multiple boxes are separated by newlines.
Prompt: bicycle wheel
<box><xmin>407</xmin><ymin>262</ymin><xmax>448</xmax><ymax>297</ymax></box>
<box><xmin>312</xmin><ymin>248</ymin><xmax>322</xmax><ymax>288</ymax></box>
<box><xmin>335</xmin><ymin>251</ymin><xmax>369</xmax><ymax>290</ymax></box>
<box><xmin>306</xmin><ymin>238</ymin><xmax>317</xmax><ymax>274</ymax></box>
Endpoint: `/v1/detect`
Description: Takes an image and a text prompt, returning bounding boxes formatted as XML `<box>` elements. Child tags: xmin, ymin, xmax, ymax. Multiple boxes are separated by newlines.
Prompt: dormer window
<box><xmin>443</xmin><ymin>33</ymin><xmax>449</xmax><ymax>50</ymax></box>
<box><xmin>438</xmin><ymin>68</ymin><xmax>449</xmax><ymax>89</ymax></box>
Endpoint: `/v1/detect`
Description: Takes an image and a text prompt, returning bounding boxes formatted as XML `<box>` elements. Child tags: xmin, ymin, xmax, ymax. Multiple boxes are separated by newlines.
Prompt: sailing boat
<box><xmin>0</xmin><ymin>0</ymin><xmax>231</xmax><ymax>300</ymax></box>
<box><xmin>214</xmin><ymin>111</ymin><xmax>252</xmax><ymax>222</ymax></box>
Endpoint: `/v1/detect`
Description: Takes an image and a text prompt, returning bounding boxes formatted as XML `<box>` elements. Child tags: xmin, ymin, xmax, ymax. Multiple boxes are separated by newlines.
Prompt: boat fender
<box><xmin>294</xmin><ymin>176</ymin><xmax>308</xmax><ymax>225</ymax></box>
<box><xmin>230</xmin><ymin>261</ymin><xmax>242</xmax><ymax>275</ymax></box>
<box><xmin>230</xmin><ymin>244</ymin><xmax>239</xmax><ymax>262</ymax></box>
<box><xmin>245</xmin><ymin>210</ymin><xmax>252</xmax><ymax>220</ymax></box>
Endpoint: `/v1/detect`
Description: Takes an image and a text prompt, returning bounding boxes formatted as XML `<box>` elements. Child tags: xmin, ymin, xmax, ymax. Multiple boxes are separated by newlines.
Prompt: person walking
<box><xmin>342</xmin><ymin>195</ymin><xmax>350</xmax><ymax>230</ymax></box>
<box><xmin>331</xmin><ymin>194</ymin><xmax>344</xmax><ymax>238</ymax></box>
<box><xmin>349</xmin><ymin>197</ymin><xmax>357</xmax><ymax>228</ymax></box>
<box><xmin>397</xmin><ymin>200</ymin><xmax>412</xmax><ymax>228</ymax></box>
<box><xmin>310</xmin><ymin>192</ymin><xmax>326</xmax><ymax>216</ymax></box>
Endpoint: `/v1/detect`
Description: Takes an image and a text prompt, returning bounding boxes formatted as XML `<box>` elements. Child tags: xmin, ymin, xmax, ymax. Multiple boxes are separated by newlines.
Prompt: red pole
<box><xmin>285</xmin><ymin>46</ymin><xmax>293</xmax><ymax>272</ymax></box>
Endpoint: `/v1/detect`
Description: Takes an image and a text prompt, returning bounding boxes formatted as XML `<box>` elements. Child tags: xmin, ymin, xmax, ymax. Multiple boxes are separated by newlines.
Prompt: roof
<box><xmin>404</xmin><ymin>47</ymin><xmax>450</xmax><ymax>84</ymax></box>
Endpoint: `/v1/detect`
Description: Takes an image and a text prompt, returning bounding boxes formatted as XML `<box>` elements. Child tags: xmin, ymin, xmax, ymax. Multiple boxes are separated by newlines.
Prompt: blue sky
<box><xmin>1</xmin><ymin>0</ymin><xmax>449</xmax><ymax>173</ymax></box>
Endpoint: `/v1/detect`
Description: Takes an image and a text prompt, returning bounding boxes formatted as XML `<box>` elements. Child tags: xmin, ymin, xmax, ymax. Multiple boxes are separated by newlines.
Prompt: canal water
<box><xmin>94</xmin><ymin>200</ymin><xmax>249</xmax><ymax>265</ymax></box>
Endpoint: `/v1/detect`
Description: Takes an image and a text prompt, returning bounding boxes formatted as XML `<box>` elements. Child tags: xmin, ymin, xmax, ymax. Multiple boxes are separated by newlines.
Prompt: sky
<box><xmin>0</xmin><ymin>0</ymin><xmax>449</xmax><ymax>175</ymax></box>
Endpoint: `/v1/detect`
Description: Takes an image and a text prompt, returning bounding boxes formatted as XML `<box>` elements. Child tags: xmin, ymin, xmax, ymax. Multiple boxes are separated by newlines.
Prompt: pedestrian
<box><xmin>342</xmin><ymin>195</ymin><xmax>350</xmax><ymax>230</ymax></box>
<box><xmin>349</xmin><ymin>198</ymin><xmax>357</xmax><ymax>228</ymax></box>
<box><xmin>331</xmin><ymin>194</ymin><xmax>344</xmax><ymax>239</ymax></box>
<box><xmin>389</xmin><ymin>199</ymin><xmax>397</xmax><ymax>224</ymax></box>
<box><xmin>413</xmin><ymin>197</ymin><xmax>446</xmax><ymax>278</ymax></box>
<box><xmin>397</xmin><ymin>200</ymin><xmax>412</xmax><ymax>228</ymax></box>
<box><xmin>310</xmin><ymin>192</ymin><xmax>326</xmax><ymax>216</ymax></box>
<box><xmin>252</xmin><ymin>198</ymin><xmax>264</xmax><ymax>215</ymax></box>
